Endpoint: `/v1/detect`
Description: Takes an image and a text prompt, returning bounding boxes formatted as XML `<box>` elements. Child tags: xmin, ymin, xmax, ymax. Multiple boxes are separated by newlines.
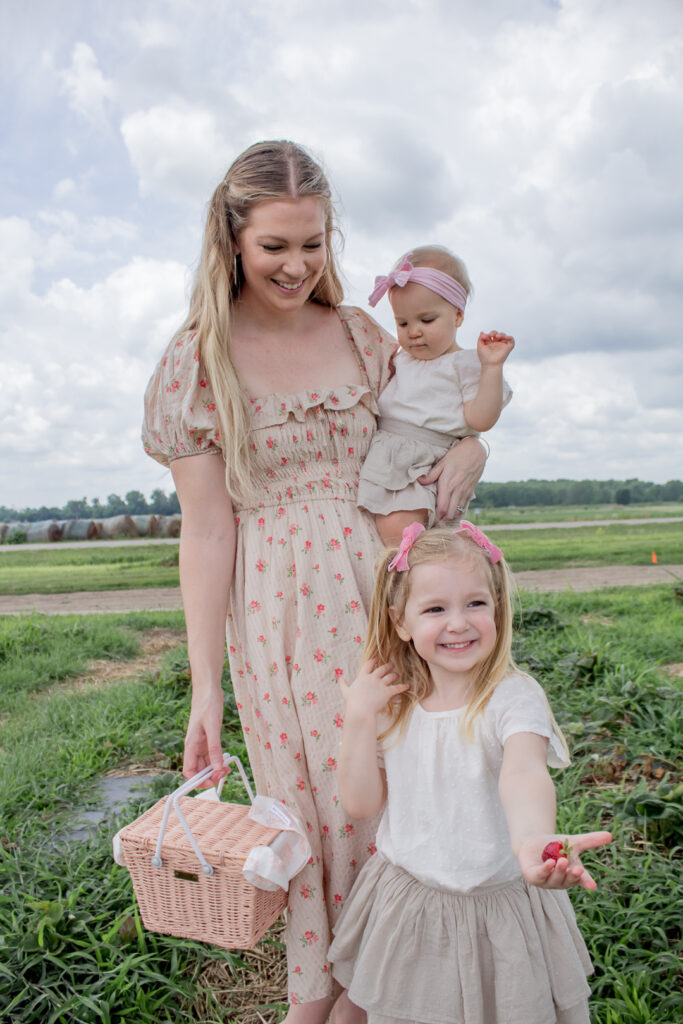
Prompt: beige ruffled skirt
<box><xmin>356</xmin><ymin>425</ymin><xmax>452</xmax><ymax>523</ymax></box>
<box><xmin>328</xmin><ymin>854</ymin><xmax>592</xmax><ymax>1024</ymax></box>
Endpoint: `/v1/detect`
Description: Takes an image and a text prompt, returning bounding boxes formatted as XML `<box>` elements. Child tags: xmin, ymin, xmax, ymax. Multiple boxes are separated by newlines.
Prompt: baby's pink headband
<box><xmin>387</xmin><ymin>521</ymin><xmax>503</xmax><ymax>572</ymax></box>
<box><xmin>368</xmin><ymin>252</ymin><xmax>468</xmax><ymax>313</ymax></box>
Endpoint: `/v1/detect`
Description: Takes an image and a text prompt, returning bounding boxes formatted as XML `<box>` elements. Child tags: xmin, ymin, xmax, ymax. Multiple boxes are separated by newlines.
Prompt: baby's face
<box><xmin>389</xmin><ymin>282</ymin><xmax>463</xmax><ymax>360</ymax></box>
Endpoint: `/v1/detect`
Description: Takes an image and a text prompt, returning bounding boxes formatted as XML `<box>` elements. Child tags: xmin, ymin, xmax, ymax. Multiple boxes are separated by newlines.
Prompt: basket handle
<box><xmin>151</xmin><ymin>754</ymin><xmax>255</xmax><ymax>875</ymax></box>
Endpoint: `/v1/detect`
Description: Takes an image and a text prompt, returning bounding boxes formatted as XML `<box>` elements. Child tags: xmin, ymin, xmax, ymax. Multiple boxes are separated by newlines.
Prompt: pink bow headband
<box><xmin>387</xmin><ymin>521</ymin><xmax>503</xmax><ymax>572</ymax></box>
<box><xmin>368</xmin><ymin>253</ymin><xmax>468</xmax><ymax>313</ymax></box>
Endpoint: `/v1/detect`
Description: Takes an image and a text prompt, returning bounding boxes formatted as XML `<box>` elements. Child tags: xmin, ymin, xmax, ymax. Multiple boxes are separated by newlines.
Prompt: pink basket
<box><xmin>118</xmin><ymin>757</ymin><xmax>289</xmax><ymax>949</ymax></box>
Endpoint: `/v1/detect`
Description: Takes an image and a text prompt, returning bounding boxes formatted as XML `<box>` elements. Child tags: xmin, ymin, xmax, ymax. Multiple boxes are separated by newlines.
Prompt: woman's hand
<box><xmin>339</xmin><ymin>658</ymin><xmax>408</xmax><ymax>721</ymax></box>
<box><xmin>516</xmin><ymin>831</ymin><xmax>613</xmax><ymax>891</ymax></box>
<box><xmin>418</xmin><ymin>435</ymin><xmax>487</xmax><ymax>522</ymax></box>
<box><xmin>183</xmin><ymin>686</ymin><xmax>228</xmax><ymax>785</ymax></box>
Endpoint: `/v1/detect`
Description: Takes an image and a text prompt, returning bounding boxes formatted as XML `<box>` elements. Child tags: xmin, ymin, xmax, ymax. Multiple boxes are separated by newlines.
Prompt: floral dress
<box><xmin>142</xmin><ymin>306</ymin><xmax>395</xmax><ymax>1004</ymax></box>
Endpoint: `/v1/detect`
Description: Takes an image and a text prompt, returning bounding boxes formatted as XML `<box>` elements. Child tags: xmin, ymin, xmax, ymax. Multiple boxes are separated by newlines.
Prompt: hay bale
<box><xmin>130</xmin><ymin>514</ymin><xmax>159</xmax><ymax>538</ymax></box>
<box><xmin>26</xmin><ymin>520</ymin><xmax>63</xmax><ymax>543</ymax></box>
<box><xmin>157</xmin><ymin>514</ymin><xmax>182</xmax><ymax>538</ymax></box>
<box><xmin>5</xmin><ymin>522</ymin><xmax>29</xmax><ymax>543</ymax></box>
<box><xmin>61</xmin><ymin>519</ymin><xmax>100</xmax><ymax>541</ymax></box>
<box><xmin>99</xmin><ymin>514</ymin><xmax>138</xmax><ymax>539</ymax></box>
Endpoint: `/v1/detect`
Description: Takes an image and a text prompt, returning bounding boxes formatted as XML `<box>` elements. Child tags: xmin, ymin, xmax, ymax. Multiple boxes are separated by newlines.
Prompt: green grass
<box><xmin>0</xmin><ymin>544</ymin><xmax>180</xmax><ymax>595</ymax></box>
<box><xmin>496</xmin><ymin>520</ymin><xmax>683</xmax><ymax>571</ymax></box>
<box><xmin>1</xmin><ymin>520</ymin><xmax>682</xmax><ymax>596</ymax></box>
<box><xmin>0</xmin><ymin>591</ymin><xmax>681</xmax><ymax>1022</ymax></box>
<box><xmin>474</xmin><ymin>502</ymin><xmax>683</xmax><ymax>524</ymax></box>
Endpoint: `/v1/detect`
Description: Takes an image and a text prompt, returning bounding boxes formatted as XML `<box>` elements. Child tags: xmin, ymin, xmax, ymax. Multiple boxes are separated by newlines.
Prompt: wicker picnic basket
<box><xmin>117</xmin><ymin>756</ymin><xmax>289</xmax><ymax>949</ymax></box>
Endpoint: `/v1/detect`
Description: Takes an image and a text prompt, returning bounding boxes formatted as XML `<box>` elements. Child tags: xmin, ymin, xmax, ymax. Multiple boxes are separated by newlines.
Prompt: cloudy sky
<box><xmin>1</xmin><ymin>0</ymin><xmax>682</xmax><ymax>510</ymax></box>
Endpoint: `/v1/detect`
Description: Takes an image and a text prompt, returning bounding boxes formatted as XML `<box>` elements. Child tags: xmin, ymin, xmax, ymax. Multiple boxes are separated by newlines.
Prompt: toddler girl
<box><xmin>328</xmin><ymin>522</ymin><xmax>611</xmax><ymax>1024</ymax></box>
<box><xmin>357</xmin><ymin>246</ymin><xmax>514</xmax><ymax>545</ymax></box>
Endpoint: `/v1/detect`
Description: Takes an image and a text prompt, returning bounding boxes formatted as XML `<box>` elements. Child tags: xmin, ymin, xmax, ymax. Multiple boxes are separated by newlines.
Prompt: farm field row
<box><xmin>0</xmin><ymin>519</ymin><xmax>681</xmax><ymax>595</ymax></box>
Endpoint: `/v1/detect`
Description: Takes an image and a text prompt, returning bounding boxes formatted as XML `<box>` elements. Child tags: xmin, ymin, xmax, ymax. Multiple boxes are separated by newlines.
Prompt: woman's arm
<box><xmin>338</xmin><ymin>660</ymin><xmax>406</xmax><ymax>818</ymax></box>
<box><xmin>499</xmin><ymin>732</ymin><xmax>612</xmax><ymax>890</ymax></box>
<box><xmin>171</xmin><ymin>453</ymin><xmax>236</xmax><ymax>782</ymax></box>
<box><xmin>418</xmin><ymin>435</ymin><xmax>487</xmax><ymax>522</ymax></box>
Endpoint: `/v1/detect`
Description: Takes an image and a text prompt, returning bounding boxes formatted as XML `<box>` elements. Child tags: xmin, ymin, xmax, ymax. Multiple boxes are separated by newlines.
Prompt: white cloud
<box><xmin>59</xmin><ymin>41</ymin><xmax>114</xmax><ymax>126</ymax></box>
<box><xmin>121</xmin><ymin>102</ymin><xmax>235</xmax><ymax>200</ymax></box>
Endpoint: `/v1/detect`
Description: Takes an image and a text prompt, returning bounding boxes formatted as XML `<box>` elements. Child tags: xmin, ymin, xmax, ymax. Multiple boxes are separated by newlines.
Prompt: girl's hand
<box><xmin>516</xmin><ymin>831</ymin><xmax>613</xmax><ymax>891</ymax></box>
<box><xmin>477</xmin><ymin>331</ymin><xmax>515</xmax><ymax>366</ymax></box>
<box><xmin>183</xmin><ymin>687</ymin><xmax>228</xmax><ymax>786</ymax></box>
<box><xmin>339</xmin><ymin>658</ymin><xmax>408</xmax><ymax>720</ymax></box>
<box><xmin>419</xmin><ymin>435</ymin><xmax>486</xmax><ymax>522</ymax></box>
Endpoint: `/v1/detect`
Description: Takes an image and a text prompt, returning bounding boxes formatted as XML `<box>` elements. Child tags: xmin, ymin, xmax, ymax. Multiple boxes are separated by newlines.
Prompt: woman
<box><xmin>142</xmin><ymin>140</ymin><xmax>486</xmax><ymax>1024</ymax></box>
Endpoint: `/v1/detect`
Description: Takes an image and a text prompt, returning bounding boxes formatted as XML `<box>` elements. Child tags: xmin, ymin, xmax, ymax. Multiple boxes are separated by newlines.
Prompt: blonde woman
<box><xmin>142</xmin><ymin>140</ymin><xmax>486</xmax><ymax>1024</ymax></box>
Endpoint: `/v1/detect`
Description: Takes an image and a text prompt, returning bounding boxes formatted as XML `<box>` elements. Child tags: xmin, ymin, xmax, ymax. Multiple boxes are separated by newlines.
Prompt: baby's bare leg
<box><xmin>375</xmin><ymin>509</ymin><xmax>429</xmax><ymax>547</ymax></box>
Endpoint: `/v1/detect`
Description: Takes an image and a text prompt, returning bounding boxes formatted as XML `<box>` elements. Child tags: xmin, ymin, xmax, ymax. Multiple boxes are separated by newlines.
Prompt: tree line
<box><xmin>0</xmin><ymin>489</ymin><xmax>180</xmax><ymax>524</ymax></box>
<box><xmin>474</xmin><ymin>478</ymin><xmax>683</xmax><ymax>508</ymax></box>
<box><xmin>3</xmin><ymin>479</ymin><xmax>683</xmax><ymax>525</ymax></box>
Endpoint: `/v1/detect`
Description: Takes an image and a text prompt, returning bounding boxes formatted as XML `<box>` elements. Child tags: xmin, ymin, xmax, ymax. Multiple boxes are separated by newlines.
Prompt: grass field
<box><xmin>471</xmin><ymin>502</ymin><xmax>683</xmax><ymax>524</ymax></box>
<box><xmin>0</xmin><ymin>587</ymin><xmax>681</xmax><ymax>1023</ymax></box>
<box><xmin>0</xmin><ymin>517</ymin><xmax>682</xmax><ymax>595</ymax></box>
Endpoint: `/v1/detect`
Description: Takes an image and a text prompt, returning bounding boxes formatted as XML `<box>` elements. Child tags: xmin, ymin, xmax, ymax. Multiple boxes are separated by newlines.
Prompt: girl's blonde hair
<box><xmin>175</xmin><ymin>140</ymin><xmax>344</xmax><ymax>503</ymax></box>
<box><xmin>366</xmin><ymin>527</ymin><xmax>565</xmax><ymax>753</ymax></box>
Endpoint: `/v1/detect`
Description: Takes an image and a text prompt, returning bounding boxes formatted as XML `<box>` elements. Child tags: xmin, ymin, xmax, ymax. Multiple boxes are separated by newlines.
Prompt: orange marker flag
<box><xmin>652</xmin><ymin>551</ymin><xmax>658</xmax><ymax>564</ymax></box>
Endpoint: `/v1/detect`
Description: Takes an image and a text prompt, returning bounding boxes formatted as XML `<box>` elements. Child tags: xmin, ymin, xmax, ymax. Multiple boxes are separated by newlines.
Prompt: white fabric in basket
<box><xmin>243</xmin><ymin>795</ymin><xmax>311</xmax><ymax>892</ymax></box>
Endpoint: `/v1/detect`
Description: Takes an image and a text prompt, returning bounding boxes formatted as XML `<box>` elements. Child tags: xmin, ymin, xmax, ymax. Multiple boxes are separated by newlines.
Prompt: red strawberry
<box><xmin>542</xmin><ymin>839</ymin><xmax>571</xmax><ymax>862</ymax></box>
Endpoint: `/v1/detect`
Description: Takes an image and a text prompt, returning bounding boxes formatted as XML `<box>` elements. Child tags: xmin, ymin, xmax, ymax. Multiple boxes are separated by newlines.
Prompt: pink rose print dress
<box><xmin>142</xmin><ymin>306</ymin><xmax>395</xmax><ymax>1004</ymax></box>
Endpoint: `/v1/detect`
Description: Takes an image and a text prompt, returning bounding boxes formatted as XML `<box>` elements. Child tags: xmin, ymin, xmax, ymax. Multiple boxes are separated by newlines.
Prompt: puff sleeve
<box><xmin>141</xmin><ymin>332</ymin><xmax>224</xmax><ymax>466</ymax></box>
<box><xmin>339</xmin><ymin>306</ymin><xmax>397</xmax><ymax>400</ymax></box>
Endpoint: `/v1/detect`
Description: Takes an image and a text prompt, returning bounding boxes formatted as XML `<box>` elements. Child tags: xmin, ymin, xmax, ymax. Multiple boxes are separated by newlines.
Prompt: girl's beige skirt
<box><xmin>328</xmin><ymin>854</ymin><xmax>592</xmax><ymax>1024</ymax></box>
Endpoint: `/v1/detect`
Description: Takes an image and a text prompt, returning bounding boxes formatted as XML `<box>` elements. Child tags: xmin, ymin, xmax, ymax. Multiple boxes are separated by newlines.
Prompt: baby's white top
<box><xmin>377</xmin><ymin>347</ymin><xmax>512</xmax><ymax>435</ymax></box>
<box><xmin>375</xmin><ymin>673</ymin><xmax>568</xmax><ymax>892</ymax></box>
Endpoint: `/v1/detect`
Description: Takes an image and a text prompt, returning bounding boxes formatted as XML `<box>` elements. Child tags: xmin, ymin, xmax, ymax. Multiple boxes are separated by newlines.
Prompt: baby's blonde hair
<box><xmin>175</xmin><ymin>140</ymin><xmax>344</xmax><ymax>503</ymax></box>
<box><xmin>366</xmin><ymin>527</ymin><xmax>566</xmax><ymax>756</ymax></box>
<box><xmin>405</xmin><ymin>244</ymin><xmax>473</xmax><ymax>303</ymax></box>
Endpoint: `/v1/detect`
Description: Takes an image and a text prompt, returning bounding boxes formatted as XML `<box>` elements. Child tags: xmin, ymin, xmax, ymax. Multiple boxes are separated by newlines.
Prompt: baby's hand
<box><xmin>338</xmin><ymin>658</ymin><xmax>408</xmax><ymax>720</ymax></box>
<box><xmin>516</xmin><ymin>831</ymin><xmax>612</xmax><ymax>891</ymax></box>
<box><xmin>477</xmin><ymin>331</ymin><xmax>515</xmax><ymax>366</ymax></box>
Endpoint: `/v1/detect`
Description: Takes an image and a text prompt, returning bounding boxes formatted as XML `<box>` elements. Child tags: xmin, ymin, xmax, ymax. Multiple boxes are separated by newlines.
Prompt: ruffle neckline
<box><xmin>248</xmin><ymin>383</ymin><xmax>378</xmax><ymax>427</ymax></box>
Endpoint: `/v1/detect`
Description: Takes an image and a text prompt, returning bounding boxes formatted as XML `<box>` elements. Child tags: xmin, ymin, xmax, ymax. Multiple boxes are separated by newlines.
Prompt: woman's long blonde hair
<box><xmin>366</xmin><ymin>527</ymin><xmax>565</xmax><ymax>753</ymax></box>
<box><xmin>175</xmin><ymin>140</ymin><xmax>344</xmax><ymax>503</ymax></box>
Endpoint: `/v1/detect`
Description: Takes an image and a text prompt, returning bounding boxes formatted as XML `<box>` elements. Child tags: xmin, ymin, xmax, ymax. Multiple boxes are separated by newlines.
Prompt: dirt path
<box><xmin>2</xmin><ymin>564</ymin><xmax>682</xmax><ymax>615</ymax></box>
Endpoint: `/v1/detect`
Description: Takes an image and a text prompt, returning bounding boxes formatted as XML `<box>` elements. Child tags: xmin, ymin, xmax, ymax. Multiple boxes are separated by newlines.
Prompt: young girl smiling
<box><xmin>329</xmin><ymin>523</ymin><xmax>612</xmax><ymax>1024</ymax></box>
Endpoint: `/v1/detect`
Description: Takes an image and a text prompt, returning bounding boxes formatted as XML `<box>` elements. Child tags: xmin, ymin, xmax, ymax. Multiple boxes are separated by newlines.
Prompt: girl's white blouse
<box><xmin>375</xmin><ymin>674</ymin><xmax>569</xmax><ymax>893</ymax></box>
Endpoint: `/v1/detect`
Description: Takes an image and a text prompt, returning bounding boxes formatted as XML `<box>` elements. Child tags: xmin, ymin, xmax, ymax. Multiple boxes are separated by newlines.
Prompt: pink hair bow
<box><xmin>368</xmin><ymin>254</ymin><xmax>414</xmax><ymax>307</ymax></box>
<box><xmin>387</xmin><ymin>521</ymin><xmax>426</xmax><ymax>572</ymax></box>
<box><xmin>455</xmin><ymin>520</ymin><xmax>503</xmax><ymax>564</ymax></box>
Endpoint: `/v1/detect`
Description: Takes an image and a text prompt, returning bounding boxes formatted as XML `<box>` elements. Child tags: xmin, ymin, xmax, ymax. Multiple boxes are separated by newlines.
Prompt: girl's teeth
<box><xmin>276</xmin><ymin>281</ymin><xmax>303</xmax><ymax>290</ymax></box>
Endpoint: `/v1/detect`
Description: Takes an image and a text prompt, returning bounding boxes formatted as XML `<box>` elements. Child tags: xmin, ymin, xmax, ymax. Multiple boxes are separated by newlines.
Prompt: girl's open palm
<box><xmin>517</xmin><ymin>831</ymin><xmax>613</xmax><ymax>891</ymax></box>
<box><xmin>339</xmin><ymin>658</ymin><xmax>408</xmax><ymax>720</ymax></box>
<box><xmin>477</xmin><ymin>331</ymin><xmax>515</xmax><ymax>365</ymax></box>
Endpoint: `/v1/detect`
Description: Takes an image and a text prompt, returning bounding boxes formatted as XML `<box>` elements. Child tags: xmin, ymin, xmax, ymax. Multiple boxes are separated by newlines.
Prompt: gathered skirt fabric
<box><xmin>356</xmin><ymin>428</ymin><xmax>451</xmax><ymax>523</ymax></box>
<box><xmin>328</xmin><ymin>854</ymin><xmax>592</xmax><ymax>1024</ymax></box>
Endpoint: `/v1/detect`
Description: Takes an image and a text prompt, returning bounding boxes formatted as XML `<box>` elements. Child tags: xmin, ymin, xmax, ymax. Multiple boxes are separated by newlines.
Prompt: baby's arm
<box><xmin>463</xmin><ymin>331</ymin><xmax>515</xmax><ymax>432</ymax></box>
<box><xmin>338</xmin><ymin>659</ymin><xmax>408</xmax><ymax>819</ymax></box>
<box><xmin>499</xmin><ymin>732</ymin><xmax>612</xmax><ymax>890</ymax></box>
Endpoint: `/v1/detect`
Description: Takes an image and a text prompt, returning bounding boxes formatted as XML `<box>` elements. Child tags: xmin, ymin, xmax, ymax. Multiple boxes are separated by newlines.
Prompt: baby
<box><xmin>358</xmin><ymin>246</ymin><xmax>514</xmax><ymax>545</ymax></box>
